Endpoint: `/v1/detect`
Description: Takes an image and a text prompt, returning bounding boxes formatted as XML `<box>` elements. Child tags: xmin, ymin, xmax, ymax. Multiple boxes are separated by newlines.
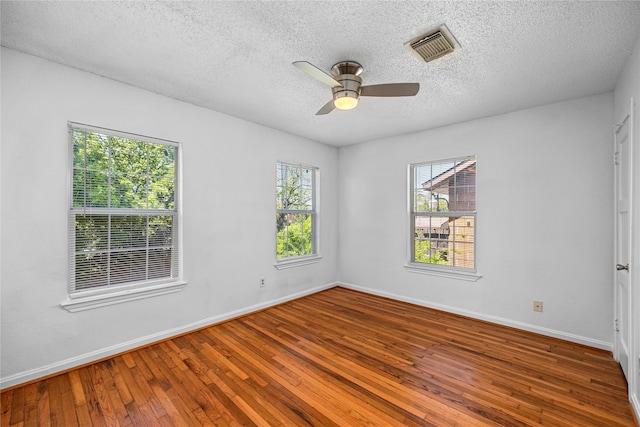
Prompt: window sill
<box><xmin>404</xmin><ymin>264</ymin><xmax>482</xmax><ymax>282</ymax></box>
<box><xmin>60</xmin><ymin>280</ymin><xmax>187</xmax><ymax>313</ymax></box>
<box><xmin>274</xmin><ymin>255</ymin><xmax>322</xmax><ymax>270</ymax></box>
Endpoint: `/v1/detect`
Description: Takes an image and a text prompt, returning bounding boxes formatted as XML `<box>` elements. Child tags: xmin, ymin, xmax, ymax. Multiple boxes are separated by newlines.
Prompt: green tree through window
<box><xmin>276</xmin><ymin>162</ymin><xmax>317</xmax><ymax>260</ymax></box>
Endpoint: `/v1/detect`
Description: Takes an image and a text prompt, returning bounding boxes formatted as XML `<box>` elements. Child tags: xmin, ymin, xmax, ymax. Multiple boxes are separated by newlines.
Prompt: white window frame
<box><xmin>405</xmin><ymin>155</ymin><xmax>481</xmax><ymax>281</ymax></box>
<box><xmin>61</xmin><ymin>123</ymin><xmax>185</xmax><ymax>312</ymax></box>
<box><xmin>275</xmin><ymin>161</ymin><xmax>321</xmax><ymax>269</ymax></box>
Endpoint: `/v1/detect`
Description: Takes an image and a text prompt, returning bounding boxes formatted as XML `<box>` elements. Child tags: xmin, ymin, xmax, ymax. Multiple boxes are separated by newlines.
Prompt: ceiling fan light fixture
<box><xmin>333</xmin><ymin>92</ymin><xmax>359</xmax><ymax>110</ymax></box>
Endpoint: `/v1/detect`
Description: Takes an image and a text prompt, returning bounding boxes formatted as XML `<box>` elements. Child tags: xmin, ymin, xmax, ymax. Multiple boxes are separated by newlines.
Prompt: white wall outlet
<box><xmin>259</xmin><ymin>278</ymin><xmax>265</xmax><ymax>288</ymax></box>
<box><xmin>533</xmin><ymin>300</ymin><xmax>543</xmax><ymax>312</ymax></box>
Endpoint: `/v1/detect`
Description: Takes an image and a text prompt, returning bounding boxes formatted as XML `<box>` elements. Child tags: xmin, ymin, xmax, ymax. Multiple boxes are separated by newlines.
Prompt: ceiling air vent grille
<box><xmin>406</xmin><ymin>25</ymin><xmax>460</xmax><ymax>64</ymax></box>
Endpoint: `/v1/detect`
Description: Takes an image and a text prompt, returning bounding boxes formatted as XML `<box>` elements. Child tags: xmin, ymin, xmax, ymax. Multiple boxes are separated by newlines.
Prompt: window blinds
<box><xmin>69</xmin><ymin>123</ymin><xmax>180</xmax><ymax>294</ymax></box>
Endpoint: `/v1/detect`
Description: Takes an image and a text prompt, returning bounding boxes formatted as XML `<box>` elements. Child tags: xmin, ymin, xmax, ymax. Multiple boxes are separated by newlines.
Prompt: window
<box><xmin>409</xmin><ymin>156</ymin><xmax>477</xmax><ymax>277</ymax></box>
<box><xmin>66</xmin><ymin>123</ymin><xmax>182</xmax><ymax>308</ymax></box>
<box><xmin>276</xmin><ymin>162</ymin><xmax>319</xmax><ymax>267</ymax></box>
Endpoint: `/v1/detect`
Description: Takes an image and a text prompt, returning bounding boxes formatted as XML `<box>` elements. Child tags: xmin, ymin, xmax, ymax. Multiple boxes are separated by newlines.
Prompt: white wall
<box><xmin>337</xmin><ymin>93</ymin><xmax>615</xmax><ymax>349</ymax></box>
<box><xmin>0</xmin><ymin>44</ymin><xmax>627</xmax><ymax>393</ymax></box>
<box><xmin>0</xmin><ymin>48</ymin><xmax>339</xmax><ymax>387</ymax></box>
<box><xmin>614</xmin><ymin>33</ymin><xmax>640</xmax><ymax>420</ymax></box>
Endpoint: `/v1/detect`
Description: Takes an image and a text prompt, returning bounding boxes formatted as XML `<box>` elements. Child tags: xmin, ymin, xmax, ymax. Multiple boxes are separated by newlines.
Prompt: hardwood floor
<box><xmin>1</xmin><ymin>287</ymin><xmax>637</xmax><ymax>426</ymax></box>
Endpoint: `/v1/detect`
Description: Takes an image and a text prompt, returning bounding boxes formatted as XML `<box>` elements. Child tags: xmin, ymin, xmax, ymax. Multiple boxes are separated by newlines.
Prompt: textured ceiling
<box><xmin>2</xmin><ymin>1</ymin><xmax>640</xmax><ymax>146</ymax></box>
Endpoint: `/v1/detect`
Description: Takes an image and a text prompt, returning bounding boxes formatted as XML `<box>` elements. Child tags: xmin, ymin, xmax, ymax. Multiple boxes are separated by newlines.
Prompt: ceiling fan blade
<box><xmin>316</xmin><ymin>99</ymin><xmax>336</xmax><ymax>115</ymax></box>
<box><xmin>293</xmin><ymin>61</ymin><xmax>342</xmax><ymax>88</ymax></box>
<box><xmin>360</xmin><ymin>83</ymin><xmax>420</xmax><ymax>97</ymax></box>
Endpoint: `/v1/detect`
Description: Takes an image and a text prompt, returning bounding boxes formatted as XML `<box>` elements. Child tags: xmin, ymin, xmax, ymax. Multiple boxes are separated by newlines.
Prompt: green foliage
<box><xmin>414</xmin><ymin>238</ymin><xmax>450</xmax><ymax>265</ymax></box>
<box><xmin>72</xmin><ymin>130</ymin><xmax>175</xmax><ymax>210</ymax></box>
<box><xmin>414</xmin><ymin>191</ymin><xmax>449</xmax><ymax>212</ymax></box>
<box><xmin>276</xmin><ymin>214</ymin><xmax>312</xmax><ymax>259</ymax></box>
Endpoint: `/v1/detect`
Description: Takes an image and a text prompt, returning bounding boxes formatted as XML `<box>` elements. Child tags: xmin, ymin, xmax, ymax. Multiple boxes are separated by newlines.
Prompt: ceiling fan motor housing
<box><xmin>332</xmin><ymin>74</ymin><xmax>362</xmax><ymax>104</ymax></box>
<box><xmin>331</xmin><ymin>61</ymin><xmax>364</xmax><ymax>106</ymax></box>
<box><xmin>331</xmin><ymin>61</ymin><xmax>364</xmax><ymax>77</ymax></box>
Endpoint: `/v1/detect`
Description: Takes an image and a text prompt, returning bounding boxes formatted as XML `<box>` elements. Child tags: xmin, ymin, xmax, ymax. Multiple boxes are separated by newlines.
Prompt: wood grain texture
<box><xmin>1</xmin><ymin>287</ymin><xmax>637</xmax><ymax>426</ymax></box>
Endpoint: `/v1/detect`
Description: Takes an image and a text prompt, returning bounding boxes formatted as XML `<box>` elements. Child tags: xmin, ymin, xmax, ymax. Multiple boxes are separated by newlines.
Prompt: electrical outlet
<box><xmin>533</xmin><ymin>300</ymin><xmax>543</xmax><ymax>312</ymax></box>
<box><xmin>259</xmin><ymin>278</ymin><xmax>265</xmax><ymax>288</ymax></box>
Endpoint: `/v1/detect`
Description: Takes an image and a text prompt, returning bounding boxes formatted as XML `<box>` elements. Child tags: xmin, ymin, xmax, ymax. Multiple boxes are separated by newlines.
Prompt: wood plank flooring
<box><xmin>1</xmin><ymin>287</ymin><xmax>637</xmax><ymax>426</ymax></box>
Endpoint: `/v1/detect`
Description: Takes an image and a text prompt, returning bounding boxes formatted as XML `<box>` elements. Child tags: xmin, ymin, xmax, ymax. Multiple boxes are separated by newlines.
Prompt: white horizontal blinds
<box><xmin>276</xmin><ymin>162</ymin><xmax>316</xmax><ymax>259</ymax></box>
<box><xmin>69</xmin><ymin>124</ymin><xmax>179</xmax><ymax>293</ymax></box>
<box><xmin>411</xmin><ymin>156</ymin><xmax>476</xmax><ymax>269</ymax></box>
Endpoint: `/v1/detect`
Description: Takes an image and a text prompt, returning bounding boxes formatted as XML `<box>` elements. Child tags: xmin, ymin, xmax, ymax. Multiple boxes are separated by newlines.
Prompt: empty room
<box><xmin>2</xmin><ymin>1</ymin><xmax>640</xmax><ymax>425</ymax></box>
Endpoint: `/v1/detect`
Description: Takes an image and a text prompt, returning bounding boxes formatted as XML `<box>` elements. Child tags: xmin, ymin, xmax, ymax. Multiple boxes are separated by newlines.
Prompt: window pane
<box><xmin>111</xmin><ymin>171</ymin><xmax>148</xmax><ymax>209</ymax></box>
<box><xmin>451</xmin><ymin>216</ymin><xmax>475</xmax><ymax>243</ymax></box>
<box><xmin>300</xmin><ymin>168</ymin><xmax>313</xmax><ymax>209</ymax></box>
<box><xmin>148</xmin><ymin>175</ymin><xmax>175</xmax><ymax>209</ymax></box>
<box><xmin>111</xmin><ymin>137</ymin><xmax>146</xmax><ymax>173</ymax></box>
<box><xmin>450</xmin><ymin>163</ymin><xmax>476</xmax><ymax>212</ymax></box>
<box><xmin>75</xmin><ymin>253</ymin><xmax>108</xmax><ymax>290</ymax></box>
<box><xmin>414</xmin><ymin>234</ymin><xmax>451</xmax><ymax>266</ymax></box>
<box><xmin>77</xmin><ymin>131</ymin><xmax>109</xmax><ymax>171</ymax></box>
<box><xmin>452</xmin><ymin>242</ymin><xmax>474</xmax><ymax>268</ymax></box>
<box><xmin>277</xmin><ymin>164</ymin><xmax>294</xmax><ymax>209</ymax></box>
<box><xmin>73</xmin><ymin>169</ymin><xmax>109</xmax><ymax>208</ymax></box>
<box><xmin>110</xmin><ymin>215</ymin><xmax>147</xmax><ymax>250</ymax></box>
<box><xmin>297</xmin><ymin>188</ymin><xmax>313</xmax><ymax>210</ymax></box>
<box><xmin>110</xmin><ymin>250</ymin><xmax>147</xmax><ymax>285</ymax></box>
<box><xmin>276</xmin><ymin>233</ymin><xmax>288</xmax><ymax>259</ymax></box>
<box><xmin>284</xmin><ymin>165</ymin><xmax>300</xmax><ymax>209</ymax></box>
<box><xmin>432</xmin><ymin>161</ymin><xmax>455</xmax><ymax>180</ymax></box>
<box><xmin>414</xmin><ymin>215</ymin><xmax>475</xmax><ymax>267</ymax></box>
<box><xmin>414</xmin><ymin>189</ymin><xmax>449</xmax><ymax>212</ymax></box>
<box><xmin>72</xmin><ymin>169</ymin><xmax>85</xmax><ymax>207</ymax></box>
<box><xmin>413</xmin><ymin>187</ymin><xmax>430</xmax><ymax>212</ymax></box>
<box><xmin>415</xmin><ymin>216</ymin><xmax>450</xmax><ymax>240</ymax></box>
<box><xmin>75</xmin><ymin>215</ymin><xmax>109</xmax><ymax>252</ymax></box>
<box><xmin>148</xmin><ymin>216</ymin><xmax>173</xmax><ymax>247</ymax></box>
<box><xmin>72</xmin><ymin>130</ymin><xmax>86</xmax><ymax>169</ymax></box>
<box><xmin>276</xmin><ymin>162</ymin><xmax>287</xmax><ymax>187</ymax></box>
<box><xmin>148</xmin><ymin>144</ymin><xmax>175</xmax><ymax>177</ymax></box>
<box><xmin>292</xmin><ymin>214</ymin><xmax>312</xmax><ymax>255</ymax></box>
<box><xmin>149</xmin><ymin>248</ymin><xmax>172</xmax><ymax>279</ymax></box>
<box><xmin>276</xmin><ymin>213</ymin><xmax>312</xmax><ymax>258</ymax></box>
<box><xmin>413</xmin><ymin>164</ymin><xmax>451</xmax><ymax>213</ymax></box>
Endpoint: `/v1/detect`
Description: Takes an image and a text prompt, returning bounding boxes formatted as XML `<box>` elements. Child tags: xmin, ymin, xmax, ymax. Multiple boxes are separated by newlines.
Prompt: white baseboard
<box><xmin>337</xmin><ymin>282</ymin><xmax>613</xmax><ymax>351</ymax></box>
<box><xmin>2</xmin><ymin>281</ymin><xmax>615</xmax><ymax>389</ymax></box>
<box><xmin>0</xmin><ymin>282</ymin><xmax>338</xmax><ymax>390</ymax></box>
<box><xmin>631</xmin><ymin>393</ymin><xmax>640</xmax><ymax>425</ymax></box>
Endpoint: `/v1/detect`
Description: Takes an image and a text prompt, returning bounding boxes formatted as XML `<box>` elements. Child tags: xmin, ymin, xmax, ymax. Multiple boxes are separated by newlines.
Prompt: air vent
<box><xmin>406</xmin><ymin>25</ymin><xmax>460</xmax><ymax>63</ymax></box>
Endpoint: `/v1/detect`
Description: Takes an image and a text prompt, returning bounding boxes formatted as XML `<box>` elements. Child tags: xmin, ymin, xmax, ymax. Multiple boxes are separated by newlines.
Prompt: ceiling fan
<box><xmin>293</xmin><ymin>60</ymin><xmax>420</xmax><ymax>115</ymax></box>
